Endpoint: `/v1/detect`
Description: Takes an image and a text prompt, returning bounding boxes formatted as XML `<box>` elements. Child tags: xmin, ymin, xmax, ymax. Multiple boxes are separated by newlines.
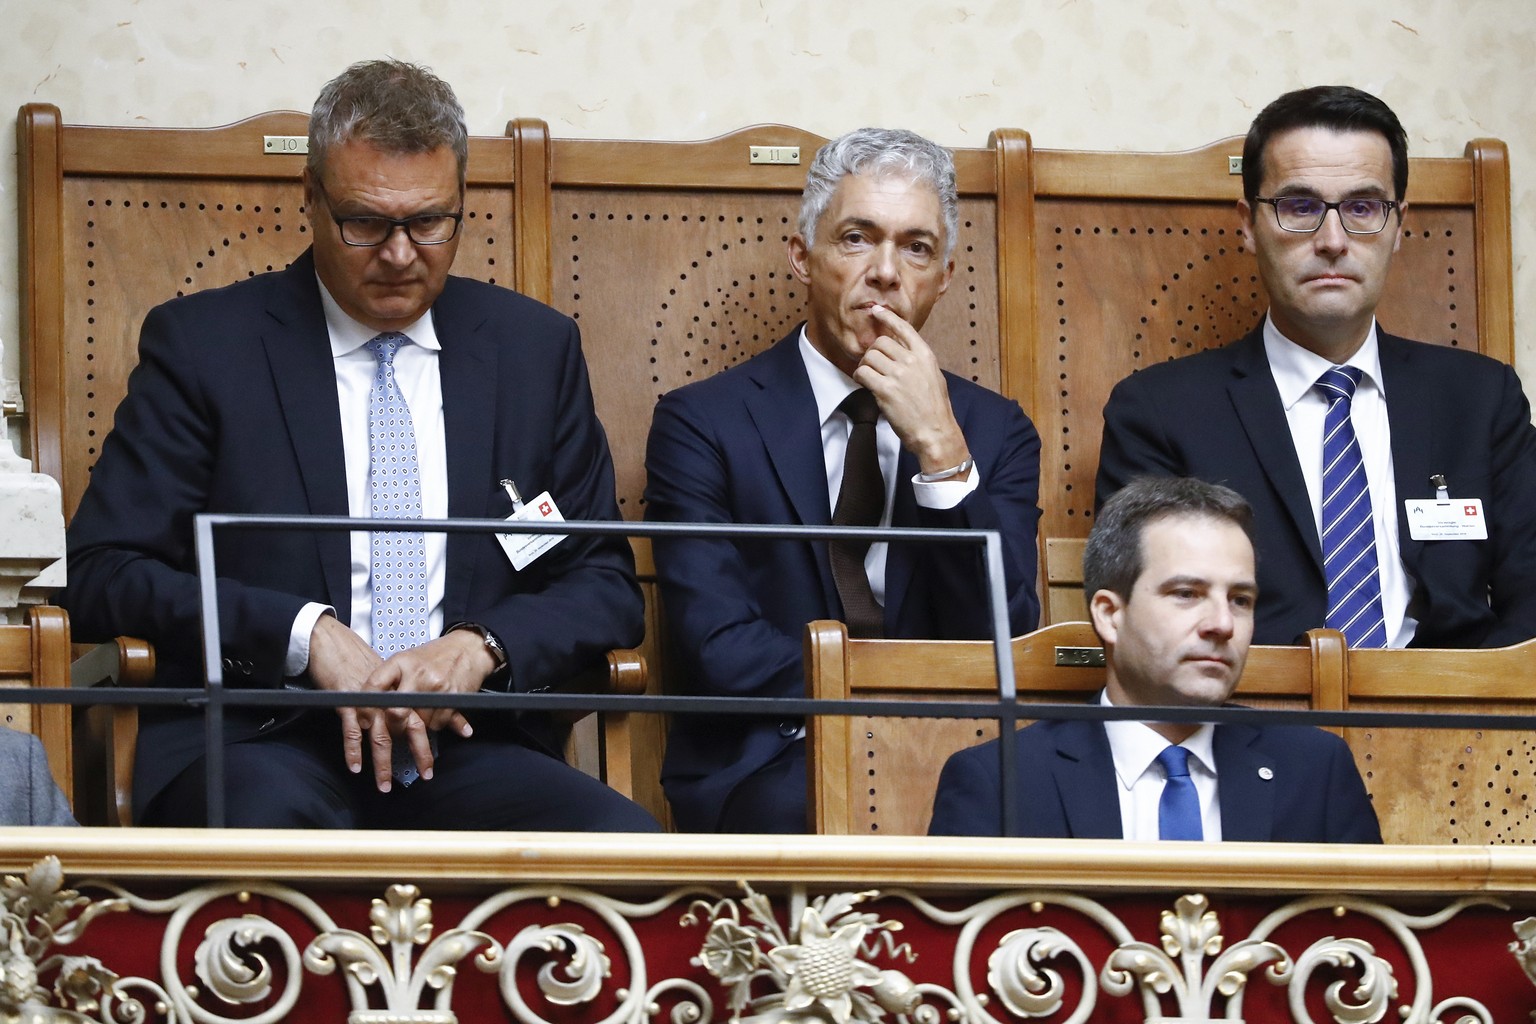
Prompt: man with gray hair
<box><xmin>645</xmin><ymin>127</ymin><xmax>1042</xmax><ymax>832</ymax></box>
<box><xmin>64</xmin><ymin>59</ymin><xmax>656</xmax><ymax>832</ymax></box>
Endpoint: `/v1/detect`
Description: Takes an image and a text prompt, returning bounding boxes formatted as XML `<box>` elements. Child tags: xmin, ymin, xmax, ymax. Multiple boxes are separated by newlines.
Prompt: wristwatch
<box><xmin>446</xmin><ymin>621</ymin><xmax>507</xmax><ymax>672</ymax></box>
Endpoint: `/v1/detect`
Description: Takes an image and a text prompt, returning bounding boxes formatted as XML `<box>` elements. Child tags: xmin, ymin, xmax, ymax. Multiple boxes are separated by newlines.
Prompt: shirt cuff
<box><xmin>911</xmin><ymin>464</ymin><xmax>982</xmax><ymax>510</ymax></box>
<box><xmin>285</xmin><ymin>602</ymin><xmax>334</xmax><ymax>677</ymax></box>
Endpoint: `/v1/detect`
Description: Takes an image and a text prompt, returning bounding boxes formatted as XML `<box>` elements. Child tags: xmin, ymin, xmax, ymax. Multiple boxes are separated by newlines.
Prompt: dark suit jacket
<box><xmin>62</xmin><ymin>250</ymin><xmax>642</xmax><ymax>818</ymax></box>
<box><xmin>644</xmin><ymin>328</ymin><xmax>1042</xmax><ymax>831</ymax></box>
<box><xmin>928</xmin><ymin>717</ymin><xmax>1382</xmax><ymax>842</ymax></box>
<box><xmin>1097</xmin><ymin>327</ymin><xmax>1536</xmax><ymax>647</ymax></box>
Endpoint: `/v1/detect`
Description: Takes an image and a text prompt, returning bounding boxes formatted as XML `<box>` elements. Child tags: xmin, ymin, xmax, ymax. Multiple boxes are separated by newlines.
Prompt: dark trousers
<box><xmin>143</xmin><ymin>713</ymin><xmax>660</xmax><ymax>832</ymax></box>
<box><xmin>714</xmin><ymin>738</ymin><xmax>808</xmax><ymax>833</ymax></box>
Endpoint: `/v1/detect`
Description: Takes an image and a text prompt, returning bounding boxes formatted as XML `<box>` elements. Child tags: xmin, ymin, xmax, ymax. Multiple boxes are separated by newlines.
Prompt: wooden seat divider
<box><xmin>0</xmin><ymin>606</ymin><xmax>74</xmax><ymax>805</ymax></box>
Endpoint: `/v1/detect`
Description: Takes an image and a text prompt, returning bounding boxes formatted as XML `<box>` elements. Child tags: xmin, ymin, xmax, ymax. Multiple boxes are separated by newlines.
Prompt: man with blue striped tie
<box><xmin>930</xmin><ymin>477</ymin><xmax>1380</xmax><ymax>842</ymax></box>
<box><xmin>1097</xmin><ymin>85</ymin><xmax>1536</xmax><ymax>650</ymax></box>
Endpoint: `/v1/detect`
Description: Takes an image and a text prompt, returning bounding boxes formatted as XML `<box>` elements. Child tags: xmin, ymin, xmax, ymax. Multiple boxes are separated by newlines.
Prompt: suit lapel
<box><xmin>1213</xmin><ymin>724</ymin><xmax>1275</xmax><ymax>841</ymax></box>
<box><xmin>744</xmin><ymin>332</ymin><xmax>838</xmax><ymax>607</ymax></box>
<box><xmin>1378</xmin><ymin>332</ymin><xmax>1431</xmax><ymax>573</ymax></box>
<box><xmin>1226</xmin><ymin>329</ymin><xmax>1325</xmax><ymax>568</ymax></box>
<box><xmin>435</xmin><ymin>280</ymin><xmax>497</xmax><ymax>623</ymax></box>
<box><xmin>1049</xmin><ymin>720</ymin><xmax>1124</xmax><ymax>839</ymax></box>
<box><xmin>262</xmin><ymin>251</ymin><xmax>352</xmax><ymax>616</ymax></box>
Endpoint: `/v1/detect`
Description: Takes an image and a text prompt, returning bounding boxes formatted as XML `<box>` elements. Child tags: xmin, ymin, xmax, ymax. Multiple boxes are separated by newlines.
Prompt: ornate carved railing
<box><xmin>2</xmin><ymin>832</ymin><xmax>1534</xmax><ymax>1023</ymax></box>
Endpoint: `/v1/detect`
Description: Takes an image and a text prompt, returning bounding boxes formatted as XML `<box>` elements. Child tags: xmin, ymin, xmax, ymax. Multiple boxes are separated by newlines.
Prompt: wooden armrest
<box><xmin>69</xmin><ymin>636</ymin><xmax>152</xmax><ymax>827</ymax></box>
<box><xmin>550</xmin><ymin>647</ymin><xmax>648</xmax><ymax>697</ymax></box>
<box><xmin>550</xmin><ymin>647</ymin><xmax>649</xmax><ymax>724</ymax></box>
<box><xmin>605</xmin><ymin>648</ymin><xmax>647</xmax><ymax>696</ymax></box>
<box><xmin>71</xmin><ymin>636</ymin><xmax>156</xmax><ymax>687</ymax></box>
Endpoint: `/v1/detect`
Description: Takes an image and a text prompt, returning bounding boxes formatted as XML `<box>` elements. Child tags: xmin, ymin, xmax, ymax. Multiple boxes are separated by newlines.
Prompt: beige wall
<box><xmin>3</xmin><ymin>0</ymin><xmax>1533</xmax><ymax>427</ymax></box>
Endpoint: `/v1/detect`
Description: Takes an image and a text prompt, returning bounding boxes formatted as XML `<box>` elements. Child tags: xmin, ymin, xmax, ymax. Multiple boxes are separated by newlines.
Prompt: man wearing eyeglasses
<box><xmin>63</xmin><ymin>59</ymin><xmax>658</xmax><ymax>832</ymax></box>
<box><xmin>1097</xmin><ymin>85</ymin><xmax>1536</xmax><ymax>650</ymax></box>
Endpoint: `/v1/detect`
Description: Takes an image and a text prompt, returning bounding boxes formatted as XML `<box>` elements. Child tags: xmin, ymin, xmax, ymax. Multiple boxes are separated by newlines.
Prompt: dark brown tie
<box><xmin>831</xmin><ymin>389</ymin><xmax>886</xmax><ymax>637</ymax></box>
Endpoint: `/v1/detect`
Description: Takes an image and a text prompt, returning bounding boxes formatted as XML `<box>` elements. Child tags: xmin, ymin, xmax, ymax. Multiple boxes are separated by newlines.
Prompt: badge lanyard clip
<box><xmin>501</xmin><ymin>478</ymin><xmax>525</xmax><ymax>512</ymax></box>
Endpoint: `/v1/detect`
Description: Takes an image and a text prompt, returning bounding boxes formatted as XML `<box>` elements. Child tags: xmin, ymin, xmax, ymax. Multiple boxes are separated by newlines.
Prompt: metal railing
<box><xmin>30</xmin><ymin>513</ymin><xmax>1536</xmax><ymax>832</ymax></box>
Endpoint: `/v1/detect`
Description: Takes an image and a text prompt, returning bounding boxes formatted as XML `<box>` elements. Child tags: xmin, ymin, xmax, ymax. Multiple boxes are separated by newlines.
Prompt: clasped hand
<box><xmin>307</xmin><ymin>614</ymin><xmax>494</xmax><ymax>791</ymax></box>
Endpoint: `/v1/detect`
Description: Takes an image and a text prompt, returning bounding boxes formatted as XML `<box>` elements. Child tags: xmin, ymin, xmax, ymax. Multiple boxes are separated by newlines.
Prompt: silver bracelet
<box><xmin>917</xmin><ymin>456</ymin><xmax>974</xmax><ymax>483</ymax></box>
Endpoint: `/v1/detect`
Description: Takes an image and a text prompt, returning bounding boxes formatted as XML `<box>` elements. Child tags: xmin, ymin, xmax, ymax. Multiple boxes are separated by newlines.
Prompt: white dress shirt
<box><xmin>283</xmin><ymin>279</ymin><xmax>450</xmax><ymax>674</ymax></box>
<box><xmin>1101</xmin><ymin>690</ymin><xmax>1222</xmax><ymax>841</ymax></box>
<box><xmin>797</xmin><ymin>328</ymin><xmax>979</xmax><ymax>606</ymax></box>
<box><xmin>1263</xmin><ymin>315</ymin><xmax>1416</xmax><ymax>646</ymax></box>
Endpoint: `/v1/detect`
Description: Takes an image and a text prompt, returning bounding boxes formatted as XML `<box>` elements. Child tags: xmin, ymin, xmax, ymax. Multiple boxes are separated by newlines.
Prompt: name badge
<box><xmin>497</xmin><ymin>491</ymin><xmax>568</xmax><ymax>570</ymax></box>
<box><xmin>1405</xmin><ymin>497</ymin><xmax>1487</xmax><ymax>541</ymax></box>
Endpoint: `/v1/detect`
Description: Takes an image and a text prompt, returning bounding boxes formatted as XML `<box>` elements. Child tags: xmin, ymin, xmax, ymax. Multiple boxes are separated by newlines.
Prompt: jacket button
<box><xmin>777</xmin><ymin>720</ymin><xmax>801</xmax><ymax>738</ymax></box>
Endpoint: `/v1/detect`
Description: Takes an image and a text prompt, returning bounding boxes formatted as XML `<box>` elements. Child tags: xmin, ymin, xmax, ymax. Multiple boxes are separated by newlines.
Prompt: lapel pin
<box><xmin>1257</xmin><ymin>766</ymin><xmax>1274</xmax><ymax>781</ymax></box>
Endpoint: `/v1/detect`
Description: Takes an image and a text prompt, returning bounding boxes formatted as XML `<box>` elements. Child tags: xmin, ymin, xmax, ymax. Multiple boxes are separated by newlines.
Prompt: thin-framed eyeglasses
<box><xmin>1254</xmin><ymin>196</ymin><xmax>1398</xmax><ymax>235</ymax></box>
<box><xmin>314</xmin><ymin>181</ymin><xmax>463</xmax><ymax>246</ymax></box>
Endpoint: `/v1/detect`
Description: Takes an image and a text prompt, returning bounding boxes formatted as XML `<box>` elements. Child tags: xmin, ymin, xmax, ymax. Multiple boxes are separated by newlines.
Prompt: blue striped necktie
<box><xmin>1316</xmin><ymin>365</ymin><xmax>1388</xmax><ymax>648</ymax></box>
<box><xmin>1156</xmin><ymin>745</ymin><xmax>1202</xmax><ymax>841</ymax></box>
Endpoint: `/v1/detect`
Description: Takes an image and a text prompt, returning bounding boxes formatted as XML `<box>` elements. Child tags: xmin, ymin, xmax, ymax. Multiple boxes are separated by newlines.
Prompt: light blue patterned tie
<box><xmin>1317</xmin><ymin>366</ymin><xmax>1389</xmax><ymax>648</ymax></box>
<box><xmin>1156</xmin><ymin>745</ymin><xmax>1202</xmax><ymax>841</ymax></box>
<box><xmin>365</xmin><ymin>334</ymin><xmax>431</xmax><ymax>785</ymax></box>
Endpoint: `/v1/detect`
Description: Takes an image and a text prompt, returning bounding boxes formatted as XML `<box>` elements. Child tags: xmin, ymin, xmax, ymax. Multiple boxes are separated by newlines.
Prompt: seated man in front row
<box><xmin>645</xmin><ymin>127</ymin><xmax>1042</xmax><ymax>833</ymax></box>
<box><xmin>929</xmin><ymin>476</ymin><xmax>1381</xmax><ymax>843</ymax></box>
<box><xmin>62</xmin><ymin>59</ymin><xmax>656</xmax><ymax>832</ymax></box>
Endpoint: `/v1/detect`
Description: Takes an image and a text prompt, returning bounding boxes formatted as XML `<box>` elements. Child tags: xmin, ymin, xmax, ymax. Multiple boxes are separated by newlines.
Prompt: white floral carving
<box><xmin>987</xmin><ymin>925</ymin><xmax>1093</xmax><ymax>1019</ymax></box>
<box><xmin>1510</xmin><ymin>915</ymin><xmax>1536</xmax><ymax>998</ymax></box>
<box><xmin>1102</xmin><ymin>893</ymin><xmax>1290</xmax><ymax>1020</ymax></box>
<box><xmin>1244</xmin><ymin>895</ymin><xmax>1502</xmax><ymax>1024</ymax></box>
<box><xmin>688</xmin><ymin>884</ymin><xmax>920</xmax><ymax>1024</ymax></box>
<box><xmin>0</xmin><ymin>857</ymin><xmax>127</xmax><ymax>1023</ymax></box>
<box><xmin>303</xmin><ymin>884</ymin><xmax>495</xmax><ymax>1022</ymax></box>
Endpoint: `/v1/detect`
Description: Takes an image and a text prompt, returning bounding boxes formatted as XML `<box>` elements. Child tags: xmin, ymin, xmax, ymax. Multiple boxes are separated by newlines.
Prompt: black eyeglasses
<box><xmin>314</xmin><ymin>182</ymin><xmax>463</xmax><ymax>246</ymax></box>
<box><xmin>1254</xmin><ymin>196</ymin><xmax>1398</xmax><ymax>235</ymax></box>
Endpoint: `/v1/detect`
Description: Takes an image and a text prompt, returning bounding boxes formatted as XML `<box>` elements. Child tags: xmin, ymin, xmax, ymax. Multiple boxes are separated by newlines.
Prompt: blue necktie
<box><xmin>1156</xmin><ymin>745</ymin><xmax>1202</xmax><ymax>841</ymax></box>
<box><xmin>365</xmin><ymin>333</ymin><xmax>431</xmax><ymax>785</ymax></box>
<box><xmin>1317</xmin><ymin>366</ymin><xmax>1389</xmax><ymax>648</ymax></box>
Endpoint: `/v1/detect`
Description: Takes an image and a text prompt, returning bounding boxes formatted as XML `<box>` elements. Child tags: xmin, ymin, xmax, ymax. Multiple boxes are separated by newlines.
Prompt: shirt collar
<box><xmin>1262</xmin><ymin>313</ymin><xmax>1384</xmax><ymax>411</ymax></box>
<box><xmin>1100</xmin><ymin>689</ymin><xmax>1218</xmax><ymax>790</ymax></box>
<box><xmin>797</xmin><ymin>325</ymin><xmax>861</xmax><ymax>427</ymax></box>
<box><xmin>316</xmin><ymin>273</ymin><xmax>441</xmax><ymax>358</ymax></box>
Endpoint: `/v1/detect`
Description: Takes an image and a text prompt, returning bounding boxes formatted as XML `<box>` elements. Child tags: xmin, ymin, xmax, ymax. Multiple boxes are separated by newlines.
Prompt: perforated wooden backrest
<box><xmin>0</xmin><ymin>606</ymin><xmax>73</xmax><ymax>803</ymax></box>
<box><xmin>1027</xmin><ymin>136</ymin><xmax>1514</xmax><ymax>583</ymax></box>
<box><xmin>17</xmin><ymin>103</ymin><xmax>520</xmax><ymax>522</ymax></box>
<box><xmin>805</xmin><ymin>619</ymin><xmax>1331</xmax><ymax>836</ymax></box>
<box><xmin>1340</xmin><ymin>640</ymin><xmax>1536</xmax><ymax>847</ymax></box>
